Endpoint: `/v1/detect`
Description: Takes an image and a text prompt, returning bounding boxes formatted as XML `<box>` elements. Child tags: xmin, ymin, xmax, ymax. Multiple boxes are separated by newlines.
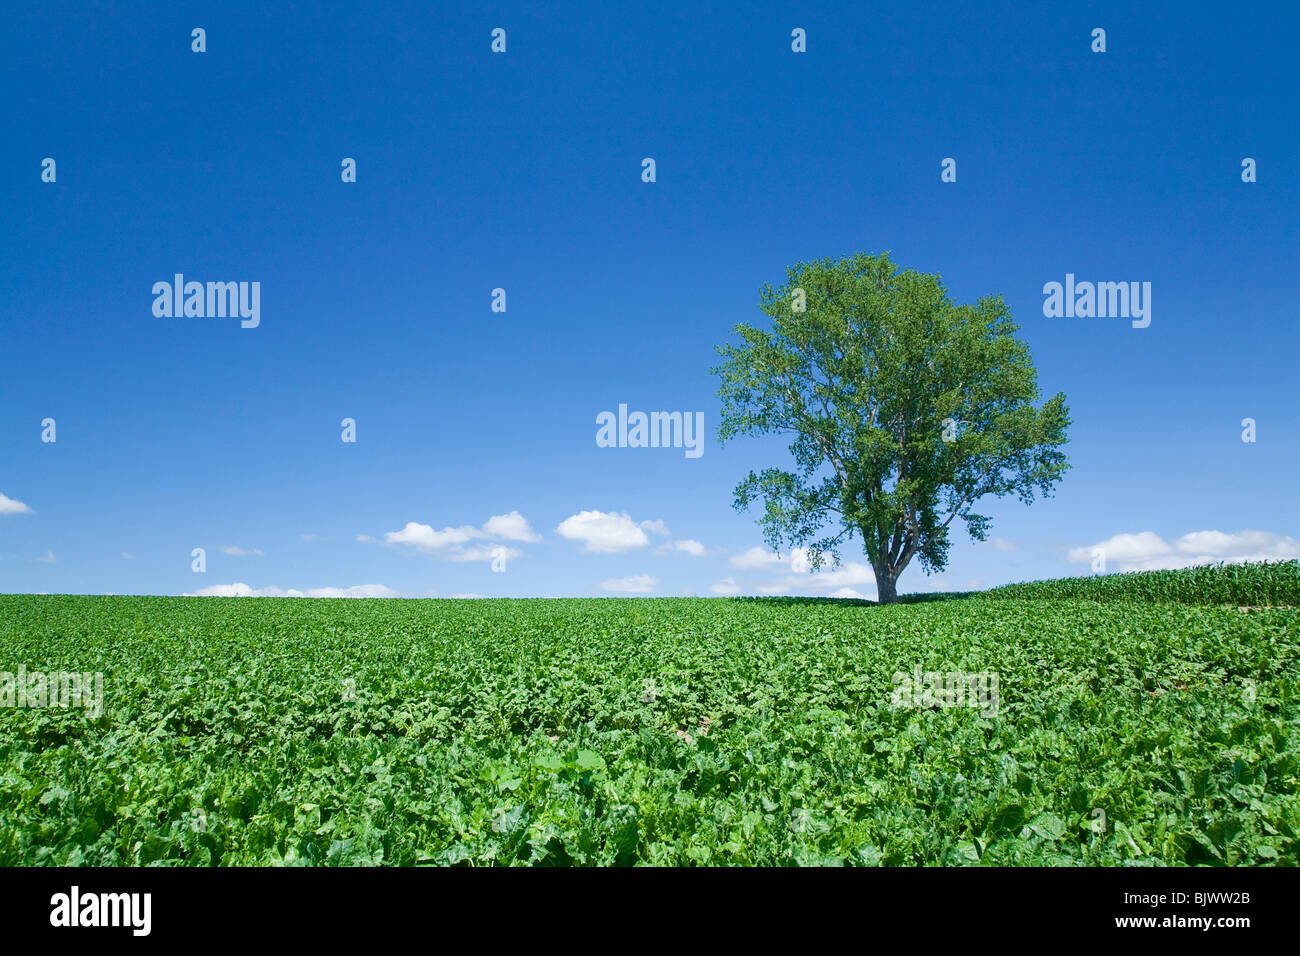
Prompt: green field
<box><xmin>1</xmin><ymin>564</ymin><xmax>1297</xmax><ymax>865</ymax></box>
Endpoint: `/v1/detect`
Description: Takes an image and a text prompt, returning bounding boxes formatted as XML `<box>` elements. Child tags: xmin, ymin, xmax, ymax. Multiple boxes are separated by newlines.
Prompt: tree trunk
<box><xmin>874</xmin><ymin>568</ymin><xmax>899</xmax><ymax>604</ymax></box>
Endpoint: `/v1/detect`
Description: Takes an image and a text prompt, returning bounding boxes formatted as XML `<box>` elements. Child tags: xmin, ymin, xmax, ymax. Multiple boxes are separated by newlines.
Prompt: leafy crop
<box><xmin>0</xmin><ymin>569</ymin><xmax>1296</xmax><ymax>865</ymax></box>
<box><xmin>979</xmin><ymin>560</ymin><xmax>1300</xmax><ymax>607</ymax></box>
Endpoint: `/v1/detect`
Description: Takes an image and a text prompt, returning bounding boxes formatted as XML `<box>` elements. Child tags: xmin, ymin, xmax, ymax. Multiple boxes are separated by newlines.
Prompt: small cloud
<box><xmin>710</xmin><ymin>577</ymin><xmax>741</xmax><ymax>595</ymax></box>
<box><xmin>384</xmin><ymin>522</ymin><xmax>480</xmax><ymax>550</ymax></box>
<box><xmin>299</xmin><ymin>584</ymin><xmax>400</xmax><ymax>598</ymax></box>
<box><xmin>300</xmin><ymin>533</ymin><xmax>331</xmax><ymax>543</ymax></box>
<box><xmin>186</xmin><ymin>582</ymin><xmax>401</xmax><ymax>598</ymax></box>
<box><xmin>482</xmin><ymin>511</ymin><xmax>541</xmax><ymax>542</ymax></box>
<box><xmin>801</xmin><ymin>561</ymin><xmax>876</xmax><ymax>590</ymax></box>
<box><xmin>1067</xmin><ymin>529</ymin><xmax>1300</xmax><ymax>572</ymax></box>
<box><xmin>378</xmin><ymin>511</ymin><xmax>540</xmax><ymax>560</ymax></box>
<box><xmin>217</xmin><ymin>546</ymin><xmax>264</xmax><ymax>557</ymax></box>
<box><xmin>121</xmin><ymin>552</ymin><xmax>135</xmax><ymax>560</ymax></box>
<box><xmin>447</xmin><ymin>544</ymin><xmax>521</xmax><ymax>564</ymax></box>
<box><xmin>0</xmin><ymin>493</ymin><xmax>33</xmax><ymax>515</ymax></box>
<box><xmin>1066</xmin><ymin>531</ymin><xmax>1169</xmax><ymax>566</ymax></box>
<box><xmin>356</xmin><ymin>534</ymin><xmax>378</xmax><ymax>543</ymax></box>
<box><xmin>599</xmin><ymin>574</ymin><xmax>658</xmax><ymax>594</ymax></box>
<box><xmin>557</xmin><ymin>511</ymin><xmax>656</xmax><ymax>553</ymax></box>
<box><xmin>730</xmin><ymin>546</ymin><xmax>785</xmax><ymax>569</ymax></box>
<box><xmin>449</xmin><ymin>593</ymin><xmax>485</xmax><ymax>599</ymax></box>
<box><xmin>745</xmin><ymin>559</ymin><xmax>883</xmax><ymax>598</ymax></box>
<box><xmin>639</xmin><ymin>519</ymin><xmax>670</xmax><ymax>537</ymax></box>
<box><xmin>670</xmin><ymin>539</ymin><xmax>708</xmax><ymax>557</ymax></box>
<box><xmin>37</xmin><ymin>549</ymin><xmax>56</xmax><ymax>564</ymax></box>
<box><xmin>188</xmin><ymin>582</ymin><xmax>268</xmax><ymax>597</ymax></box>
<box><xmin>1174</xmin><ymin>529</ymin><xmax>1299</xmax><ymax>558</ymax></box>
<box><xmin>990</xmin><ymin>538</ymin><xmax>1016</xmax><ymax>552</ymax></box>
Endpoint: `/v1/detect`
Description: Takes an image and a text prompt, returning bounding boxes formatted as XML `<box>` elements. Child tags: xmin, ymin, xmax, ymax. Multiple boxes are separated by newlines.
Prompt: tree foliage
<box><xmin>715</xmin><ymin>252</ymin><xmax>1071</xmax><ymax>602</ymax></box>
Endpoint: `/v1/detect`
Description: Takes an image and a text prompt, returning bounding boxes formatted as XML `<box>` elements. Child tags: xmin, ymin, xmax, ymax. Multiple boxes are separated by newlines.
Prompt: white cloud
<box><xmin>556</xmin><ymin>511</ymin><xmax>654</xmax><ymax>553</ymax></box>
<box><xmin>481</xmin><ymin>511</ymin><xmax>541</xmax><ymax>542</ymax></box>
<box><xmin>1066</xmin><ymin>531</ymin><xmax>1168</xmax><ymax>566</ymax></box>
<box><xmin>599</xmin><ymin>573</ymin><xmax>658</xmax><ymax>594</ymax></box>
<box><xmin>0</xmin><ymin>493</ymin><xmax>33</xmax><ymax>515</ymax></box>
<box><xmin>447</xmin><ymin>544</ymin><xmax>521</xmax><ymax>564</ymax></box>
<box><xmin>186</xmin><ymin>582</ymin><xmax>401</xmax><ymax>598</ymax></box>
<box><xmin>356</xmin><ymin>534</ymin><xmax>378</xmax><ymax>543</ymax></box>
<box><xmin>725</xmin><ymin>544</ymin><xmax>883</xmax><ymax>597</ymax></box>
<box><xmin>730</xmin><ymin>546</ymin><xmax>785</xmax><ymax>569</ymax></box>
<box><xmin>297</xmin><ymin>584</ymin><xmax>401</xmax><ymax>598</ymax></box>
<box><xmin>749</xmin><ymin>559</ymin><xmax>881</xmax><ymax>599</ymax></box>
<box><xmin>670</xmin><ymin>539</ymin><xmax>708</xmax><ymax>557</ymax></box>
<box><xmin>639</xmin><ymin>519</ymin><xmax>671</xmax><ymax>537</ymax></box>
<box><xmin>710</xmin><ymin>577</ymin><xmax>742</xmax><ymax>595</ymax></box>
<box><xmin>121</xmin><ymin>552</ymin><xmax>135</xmax><ymax>560</ymax></box>
<box><xmin>380</xmin><ymin>512</ymin><xmax>540</xmax><ymax>561</ymax></box>
<box><xmin>189</xmin><ymin>583</ymin><xmax>260</xmax><ymax>596</ymax></box>
<box><xmin>990</xmin><ymin>538</ymin><xmax>1016</xmax><ymax>552</ymax></box>
<box><xmin>802</xmin><ymin>561</ymin><xmax>876</xmax><ymax>589</ymax></box>
<box><xmin>217</xmin><ymin>545</ymin><xmax>264</xmax><ymax>556</ymax></box>
<box><xmin>37</xmin><ymin>549</ymin><xmax>56</xmax><ymax>564</ymax></box>
<box><xmin>384</xmin><ymin>522</ymin><xmax>481</xmax><ymax>550</ymax></box>
<box><xmin>449</xmin><ymin>593</ymin><xmax>485</xmax><ymax>599</ymax></box>
<box><xmin>300</xmin><ymin>533</ymin><xmax>330</xmax><ymax>543</ymax></box>
<box><xmin>1174</xmin><ymin>530</ymin><xmax>1298</xmax><ymax>557</ymax></box>
<box><xmin>1067</xmin><ymin>529</ymin><xmax>1300</xmax><ymax>572</ymax></box>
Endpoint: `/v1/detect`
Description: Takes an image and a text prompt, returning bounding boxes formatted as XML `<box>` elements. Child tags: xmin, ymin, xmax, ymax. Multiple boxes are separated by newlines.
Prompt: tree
<box><xmin>714</xmin><ymin>252</ymin><xmax>1071</xmax><ymax>604</ymax></box>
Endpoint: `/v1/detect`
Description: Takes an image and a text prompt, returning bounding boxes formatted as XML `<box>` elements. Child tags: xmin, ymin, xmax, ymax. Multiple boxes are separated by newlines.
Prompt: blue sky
<box><xmin>2</xmin><ymin>1</ymin><xmax>1296</xmax><ymax>599</ymax></box>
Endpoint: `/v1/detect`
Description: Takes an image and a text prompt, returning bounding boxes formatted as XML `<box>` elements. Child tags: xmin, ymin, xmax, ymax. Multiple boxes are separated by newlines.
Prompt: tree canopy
<box><xmin>714</xmin><ymin>251</ymin><xmax>1071</xmax><ymax>603</ymax></box>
